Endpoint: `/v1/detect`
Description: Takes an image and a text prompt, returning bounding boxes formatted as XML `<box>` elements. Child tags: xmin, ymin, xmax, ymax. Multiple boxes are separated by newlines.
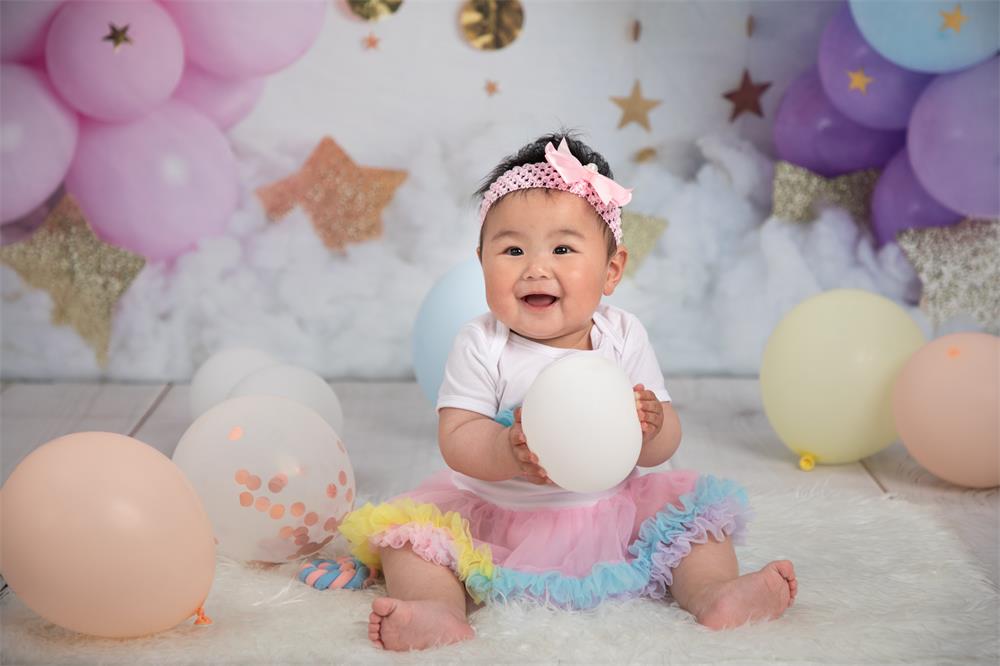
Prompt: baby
<box><xmin>340</xmin><ymin>133</ymin><xmax>797</xmax><ymax>651</ymax></box>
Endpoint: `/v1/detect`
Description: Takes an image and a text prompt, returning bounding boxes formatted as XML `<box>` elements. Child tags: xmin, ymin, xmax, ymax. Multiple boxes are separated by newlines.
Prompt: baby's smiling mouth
<box><xmin>521</xmin><ymin>294</ymin><xmax>559</xmax><ymax>308</ymax></box>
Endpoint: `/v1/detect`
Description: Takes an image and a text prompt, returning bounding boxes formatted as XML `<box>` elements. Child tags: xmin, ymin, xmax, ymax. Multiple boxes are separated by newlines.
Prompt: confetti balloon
<box><xmin>189</xmin><ymin>347</ymin><xmax>278</xmax><ymax>421</ymax></box>
<box><xmin>0</xmin><ymin>432</ymin><xmax>215</xmax><ymax>638</ymax></box>
<box><xmin>172</xmin><ymin>395</ymin><xmax>356</xmax><ymax>563</ymax></box>
<box><xmin>521</xmin><ymin>354</ymin><xmax>642</xmax><ymax>493</ymax></box>
<box><xmin>228</xmin><ymin>363</ymin><xmax>344</xmax><ymax>434</ymax></box>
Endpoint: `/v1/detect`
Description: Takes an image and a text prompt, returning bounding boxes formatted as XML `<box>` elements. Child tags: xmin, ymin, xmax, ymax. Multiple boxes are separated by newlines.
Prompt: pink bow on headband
<box><xmin>545</xmin><ymin>139</ymin><xmax>633</xmax><ymax>207</ymax></box>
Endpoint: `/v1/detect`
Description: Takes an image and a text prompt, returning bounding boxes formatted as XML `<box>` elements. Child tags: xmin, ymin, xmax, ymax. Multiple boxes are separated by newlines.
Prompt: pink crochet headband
<box><xmin>478</xmin><ymin>139</ymin><xmax>633</xmax><ymax>245</ymax></box>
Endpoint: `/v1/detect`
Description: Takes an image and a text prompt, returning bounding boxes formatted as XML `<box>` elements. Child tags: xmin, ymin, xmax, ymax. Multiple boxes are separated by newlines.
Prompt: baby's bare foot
<box><xmin>368</xmin><ymin>597</ymin><xmax>474</xmax><ymax>651</ymax></box>
<box><xmin>693</xmin><ymin>560</ymin><xmax>796</xmax><ymax>630</ymax></box>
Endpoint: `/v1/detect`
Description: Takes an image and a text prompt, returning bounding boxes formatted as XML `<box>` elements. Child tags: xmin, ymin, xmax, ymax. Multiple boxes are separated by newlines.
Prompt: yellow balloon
<box><xmin>760</xmin><ymin>289</ymin><xmax>925</xmax><ymax>466</ymax></box>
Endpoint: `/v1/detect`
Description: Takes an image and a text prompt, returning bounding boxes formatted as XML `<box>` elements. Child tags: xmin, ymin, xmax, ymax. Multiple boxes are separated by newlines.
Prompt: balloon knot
<box><xmin>798</xmin><ymin>454</ymin><xmax>816</xmax><ymax>471</ymax></box>
<box><xmin>194</xmin><ymin>606</ymin><xmax>213</xmax><ymax>626</ymax></box>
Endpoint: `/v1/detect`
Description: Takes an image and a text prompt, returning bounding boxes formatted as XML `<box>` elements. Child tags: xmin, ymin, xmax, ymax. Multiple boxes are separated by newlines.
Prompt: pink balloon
<box><xmin>161</xmin><ymin>0</ymin><xmax>326</xmax><ymax>78</ymax></box>
<box><xmin>0</xmin><ymin>1</ymin><xmax>63</xmax><ymax>63</ymax></box>
<box><xmin>0</xmin><ymin>65</ymin><xmax>78</xmax><ymax>224</ymax></box>
<box><xmin>65</xmin><ymin>101</ymin><xmax>238</xmax><ymax>263</ymax></box>
<box><xmin>45</xmin><ymin>0</ymin><xmax>184</xmax><ymax>122</ymax></box>
<box><xmin>172</xmin><ymin>64</ymin><xmax>266</xmax><ymax>130</ymax></box>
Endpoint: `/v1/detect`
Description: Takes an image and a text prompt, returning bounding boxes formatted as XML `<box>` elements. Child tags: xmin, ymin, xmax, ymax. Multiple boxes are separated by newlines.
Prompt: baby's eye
<box><xmin>553</xmin><ymin>245</ymin><xmax>573</xmax><ymax>255</ymax></box>
<box><xmin>504</xmin><ymin>247</ymin><xmax>524</xmax><ymax>256</ymax></box>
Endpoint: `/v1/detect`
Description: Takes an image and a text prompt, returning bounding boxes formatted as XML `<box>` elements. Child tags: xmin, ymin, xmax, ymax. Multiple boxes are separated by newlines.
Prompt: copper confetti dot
<box><xmin>346</xmin><ymin>488</ymin><xmax>354</xmax><ymax>503</ymax></box>
<box><xmin>247</xmin><ymin>475</ymin><xmax>261</xmax><ymax>491</ymax></box>
<box><xmin>294</xmin><ymin>526</ymin><xmax>308</xmax><ymax>536</ymax></box>
<box><xmin>947</xmin><ymin>346</ymin><xmax>961</xmax><ymax>358</ymax></box>
<box><xmin>324</xmin><ymin>517</ymin><xmax>339</xmax><ymax>532</ymax></box>
<box><xmin>291</xmin><ymin>502</ymin><xmax>305</xmax><ymax>517</ymax></box>
<box><xmin>338</xmin><ymin>470</ymin><xmax>347</xmax><ymax>486</ymax></box>
<box><xmin>304</xmin><ymin>512</ymin><xmax>318</xmax><ymax>526</ymax></box>
<box><xmin>239</xmin><ymin>492</ymin><xmax>253</xmax><ymax>507</ymax></box>
<box><xmin>255</xmin><ymin>497</ymin><xmax>271</xmax><ymax>512</ymax></box>
<box><xmin>279</xmin><ymin>526</ymin><xmax>294</xmax><ymax>538</ymax></box>
<box><xmin>326</xmin><ymin>484</ymin><xmax>338</xmax><ymax>498</ymax></box>
<box><xmin>228</xmin><ymin>426</ymin><xmax>244</xmax><ymax>441</ymax></box>
<box><xmin>269</xmin><ymin>504</ymin><xmax>285</xmax><ymax>519</ymax></box>
<box><xmin>235</xmin><ymin>469</ymin><xmax>249</xmax><ymax>485</ymax></box>
<box><xmin>295</xmin><ymin>534</ymin><xmax>309</xmax><ymax>546</ymax></box>
<box><xmin>268</xmin><ymin>473</ymin><xmax>288</xmax><ymax>493</ymax></box>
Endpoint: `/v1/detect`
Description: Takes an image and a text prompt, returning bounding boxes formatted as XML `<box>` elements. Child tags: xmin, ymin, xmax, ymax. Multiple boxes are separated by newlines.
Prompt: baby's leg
<box><xmin>668</xmin><ymin>535</ymin><xmax>797</xmax><ymax>630</ymax></box>
<box><xmin>368</xmin><ymin>544</ymin><xmax>475</xmax><ymax>651</ymax></box>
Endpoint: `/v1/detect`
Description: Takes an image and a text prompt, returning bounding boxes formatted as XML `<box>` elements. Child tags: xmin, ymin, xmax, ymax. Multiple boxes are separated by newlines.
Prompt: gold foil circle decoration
<box><xmin>460</xmin><ymin>0</ymin><xmax>524</xmax><ymax>51</ymax></box>
<box><xmin>347</xmin><ymin>0</ymin><xmax>402</xmax><ymax>22</ymax></box>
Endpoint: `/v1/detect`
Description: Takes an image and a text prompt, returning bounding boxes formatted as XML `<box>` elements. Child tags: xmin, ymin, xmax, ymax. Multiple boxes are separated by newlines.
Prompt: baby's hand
<box><xmin>508</xmin><ymin>407</ymin><xmax>550</xmax><ymax>485</ymax></box>
<box><xmin>634</xmin><ymin>384</ymin><xmax>663</xmax><ymax>443</ymax></box>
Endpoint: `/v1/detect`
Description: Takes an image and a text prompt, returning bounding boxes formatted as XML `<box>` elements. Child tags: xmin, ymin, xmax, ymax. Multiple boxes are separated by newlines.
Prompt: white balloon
<box><xmin>521</xmin><ymin>354</ymin><xmax>641</xmax><ymax>493</ymax></box>
<box><xmin>228</xmin><ymin>363</ymin><xmax>344</xmax><ymax>434</ymax></box>
<box><xmin>173</xmin><ymin>395</ymin><xmax>355</xmax><ymax>563</ymax></box>
<box><xmin>189</xmin><ymin>347</ymin><xmax>277</xmax><ymax>421</ymax></box>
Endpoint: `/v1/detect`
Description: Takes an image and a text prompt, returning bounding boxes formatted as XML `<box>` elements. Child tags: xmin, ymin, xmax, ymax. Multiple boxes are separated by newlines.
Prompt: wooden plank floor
<box><xmin>1</xmin><ymin>379</ymin><xmax>996</xmax><ymax>586</ymax></box>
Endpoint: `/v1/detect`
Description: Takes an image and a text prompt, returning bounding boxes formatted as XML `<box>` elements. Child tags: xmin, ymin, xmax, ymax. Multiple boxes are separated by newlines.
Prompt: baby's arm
<box><xmin>438</xmin><ymin>407</ymin><xmax>549</xmax><ymax>484</ymax></box>
<box><xmin>634</xmin><ymin>384</ymin><xmax>682</xmax><ymax>468</ymax></box>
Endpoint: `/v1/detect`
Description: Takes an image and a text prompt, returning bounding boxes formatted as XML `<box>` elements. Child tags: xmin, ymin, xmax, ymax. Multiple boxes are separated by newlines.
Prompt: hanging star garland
<box><xmin>722</xmin><ymin>69</ymin><xmax>771</xmax><ymax>122</ymax></box>
<box><xmin>256</xmin><ymin>137</ymin><xmax>407</xmax><ymax>251</ymax></box>
<box><xmin>102</xmin><ymin>23</ymin><xmax>132</xmax><ymax>51</ymax></box>
<box><xmin>0</xmin><ymin>196</ymin><xmax>145</xmax><ymax>365</ymax></box>
<box><xmin>848</xmin><ymin>68</ymin><xmax>874</xmax><ymax>93</ymax></box>
<box><xmin>621</xmin><ymin>211</ymin><xmax>668</xmax><ymax>278</ymax></box>
<box><xmin>610</xmin><ymin>80</ymin><xmax>661</xmax><ymax>132</ymax></box>
<box><xmin>362</xmin><ymin>32</ymin><xmax>380</xmax><ymax>49</ymax></box>
<box><xmin>485</xmin><ymin>80</ymin><xmax>500</xmax><ymax>96</ymax></box>
<box><xmin>939</xmin><ymin>4</ymin><xmax>967</xmax><ymax>32</ymax></box>
<box><xmin>898</xmin><ymin>219</ymin><xmax>999</xmax><ymax>333</ymax></box>
<box><xmin>771</xmin><ymin>161</ymin><xmax>880</xmax><ymax>230</ymax></box>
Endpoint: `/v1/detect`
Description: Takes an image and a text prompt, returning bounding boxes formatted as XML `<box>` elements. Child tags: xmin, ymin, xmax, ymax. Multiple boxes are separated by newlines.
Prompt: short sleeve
<box><xmin>621</xmin><ymin>316</ymin><xmax>671</xmax><ymax>403</ymax></box>
<box><xmin>436</xmin><ymin>323</ymin><xmax>499</xmax><ymax>417</ymax></box>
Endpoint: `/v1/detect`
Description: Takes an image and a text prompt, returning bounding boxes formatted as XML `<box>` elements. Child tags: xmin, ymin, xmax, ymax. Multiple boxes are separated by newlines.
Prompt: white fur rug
<box><xmin>3</xmin><ymin>487</ymin><xmax>998</xmax><ymax>665</ymax></box>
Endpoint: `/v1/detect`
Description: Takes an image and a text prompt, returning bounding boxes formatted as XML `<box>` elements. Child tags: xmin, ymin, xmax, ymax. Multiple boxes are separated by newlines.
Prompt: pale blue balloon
<box><xmin>849</xmin><ymin>0</ymin><xmax>999</xmax><ymax>73</ymax></box>
<box><xmin>411</xmin><ymin>257</ymin><xmax>489</xmax><ymax>403</ymax></box>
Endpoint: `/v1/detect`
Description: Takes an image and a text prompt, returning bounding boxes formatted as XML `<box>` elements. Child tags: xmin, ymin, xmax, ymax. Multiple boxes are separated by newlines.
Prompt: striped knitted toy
<box><xmin>298</xmin><ymin>556</ymin><xmax>377</xmax><ymax>590</ymax></box>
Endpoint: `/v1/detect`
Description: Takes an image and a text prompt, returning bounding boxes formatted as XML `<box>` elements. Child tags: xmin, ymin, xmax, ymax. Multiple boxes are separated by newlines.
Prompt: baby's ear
<box><xmin>603</xmin><ymin>246</ymin><xmax>628</xmax><ymax>296</ymax></box>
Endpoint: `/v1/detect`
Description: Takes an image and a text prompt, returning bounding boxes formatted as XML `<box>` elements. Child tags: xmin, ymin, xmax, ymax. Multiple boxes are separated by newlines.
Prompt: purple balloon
<box><xmin>818</xmin><ymin>5</ymin><xmax>932</xmax><ymax>130</ymax></box>
<box><xmin>65</xmin><ymin>102</ymin><xmax>238</xmax><ymax>263</ymax></box>
<box><xmin>871</xmin><ymin>148</ymin><xmax>962</xmax><ymax>247</ymax></box>
<box><xmin>774</xmin><ymin>68</ymin><xmax>905</xmax><ymax>177</ymax></box>
<box><xmin>45</xmin><ymin>0</ymin><xmax>184</xmax><ymax>122</ymax></box>
<box><xmin>909</xmin><ymin>57</ymin><xmax>1000</xmax><ymax>218</ymax></box>
<box><xmin>160</xmin><ymin>0</ymin><xmax>326</xmax><ymax>78</ymax></box>
<box><xmin>0</xmin><ymin>65</ymin><xmax>78</xmax><ymax>224</ymax></box>
<box><xmin>0</xmin><ymin>1</ymin><xmax>63</xmax><ymax>63</ymax></box>
<box><xmin>172</xmin><ymin>65</ymin><xmax>266</xmax><ymax>130</ymax></box>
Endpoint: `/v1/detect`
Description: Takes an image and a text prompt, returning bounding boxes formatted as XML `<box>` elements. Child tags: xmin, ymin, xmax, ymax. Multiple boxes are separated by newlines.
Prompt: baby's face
<box><xmin>478</xmin><ymin>189</ymin><xmax>626</xmax><ymax>349</ymax></box>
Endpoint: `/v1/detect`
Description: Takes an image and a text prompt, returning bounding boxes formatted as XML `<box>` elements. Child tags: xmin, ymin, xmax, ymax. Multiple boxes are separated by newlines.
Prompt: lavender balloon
<box><xmin>909</xmin><ymin>57</ymin><xmax>1000</xmax><ymax>218</ymax></box>
<box><xmin>45</xmin><ymin>0</ymin><xmax>184</xmax><ymax>122</ymax></box>
<box><xmin>0</xmin><ymin>65</ymin><xmax>78</xmax><ymax>224</ymax></box>
<box><xmin>818</xmin><ymin>5</ymin><xmax>932</xmax><ymax>130</ymax></box>
<box><xmin>161</xmin><ymin>0</ymin><xmax>326</xmax><ymax>78</ymax></box>
<box><xmin>173</xmin><ymin>65</ymin><xmax>266</xmax><ymax>130</ymax></box>
<box><xmin>0</xmin><ymin>1</ymin><xmax>62</xmax><ymax>63</ymax></box>
<box><xmin>774</xmin><ymin>68</ymin><xmax>905</xmax><ymax>177</ymax></box>
<box><xmin>65</xmin><ymin>102</ymin><xmax>238</xmax><ymax>262</ymax></box>
<box><xmin>871</xmin><ymin>148</ymin><xmax>962</xmax><ymax>247</ymax></box>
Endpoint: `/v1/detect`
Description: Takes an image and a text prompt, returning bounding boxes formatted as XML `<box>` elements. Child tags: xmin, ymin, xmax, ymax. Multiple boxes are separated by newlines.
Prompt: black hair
<box><xmin>476</xmin><ymin>131</ymin><xmax>617</xmax><ymax>259</ymax></box>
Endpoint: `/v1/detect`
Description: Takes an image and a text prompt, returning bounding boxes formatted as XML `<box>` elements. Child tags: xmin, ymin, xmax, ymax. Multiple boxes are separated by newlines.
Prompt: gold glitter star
<box><xmin>485</xmin><ymin>80</ymin><xmax>500</xmax><ymax>96</ymax></box>
<box><xmin>771</xmin><ymin>161</ymin><xmax>880</xmax><ymax>230</ymax></box>
<box><xmin>621</xmin><ymin>211</ymin><xmax>668</xmax><ymax>278</ymax></box>
<box><xmin>362</xmin><ymin>32</ymin><xmax>380</xmax><ymax>50</ymax></box>
<box><xmin>633</xmin><ymin>147</ymin><xmax>657</xmax><ymax>164</ymax></box>
<box><xmin>848</xmin><ymin>68</ymin><xmax>874</xmax><ymax>93</ymax></box>
<box><xmin>103</xmin><ymin>23</ymin><xmax>132</xmax><ymax>51</ymax></box>
<box><xmin>940</xmin><ymin>4</ymin><xmax>967</xmax><ymax>32</ymax></box>
<box><xmin>0</xmin><ymin>196</ymin><xmax>145</xmax><ymax>365</ymax></box>
<box><xmin>723</xmin><ymin>69</ymin><xmax>771</xmax><ymax>122</ymax></box>
<box><xmin>256</xmin><ymin>137</ymin><xmax>407</xmax><ymax>251</ymax></box>
<box><xmin>899</xmin><ymin>219</ymin><xmax>999</xmax><ymax>333</ymax></box>
<box><xmin>610</xmin><ymin>80</ymin><xmax>662</xmax><ymax>132</ymax></box>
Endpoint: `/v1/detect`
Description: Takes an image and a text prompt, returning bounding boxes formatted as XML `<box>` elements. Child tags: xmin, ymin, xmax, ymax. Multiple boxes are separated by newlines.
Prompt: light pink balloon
<box><xmin>0</xmin><ymin>1</ymin><xmax>63</xmax><ymax>63</ymax></box>
<box><xmin>172</xmin><ymin>64</ymin><xmax>266</xmax><ymax>130</ymax></box>
<box><xmin>161</xmin><ymin>0</ymin><xmax>326</xmax><ymax>78</ymax></box>
<box><xmin>0</xmin><ymin>65</ymin><xmax>78</xmax><ymax>224</ymax></box>
<box><xmin>65</xmin><ymin>101</ymin><xmax>238</xmax><ymax>263</ymax></box>
<box><xmin>45</xmin><ymin>0</ymin><xmax>184</xmax><ymax>122</ymax></box>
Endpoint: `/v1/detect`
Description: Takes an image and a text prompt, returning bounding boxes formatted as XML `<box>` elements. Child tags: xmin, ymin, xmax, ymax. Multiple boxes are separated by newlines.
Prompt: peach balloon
<box><xmin>892</xmin><ymin>333</ymin><xmax>1000</xmax><ymax>488</ymax></box>
<box><xmin>0</xmin><ymin>432</ymin><xmax>216</xmax><ymax>637</ymax></box>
